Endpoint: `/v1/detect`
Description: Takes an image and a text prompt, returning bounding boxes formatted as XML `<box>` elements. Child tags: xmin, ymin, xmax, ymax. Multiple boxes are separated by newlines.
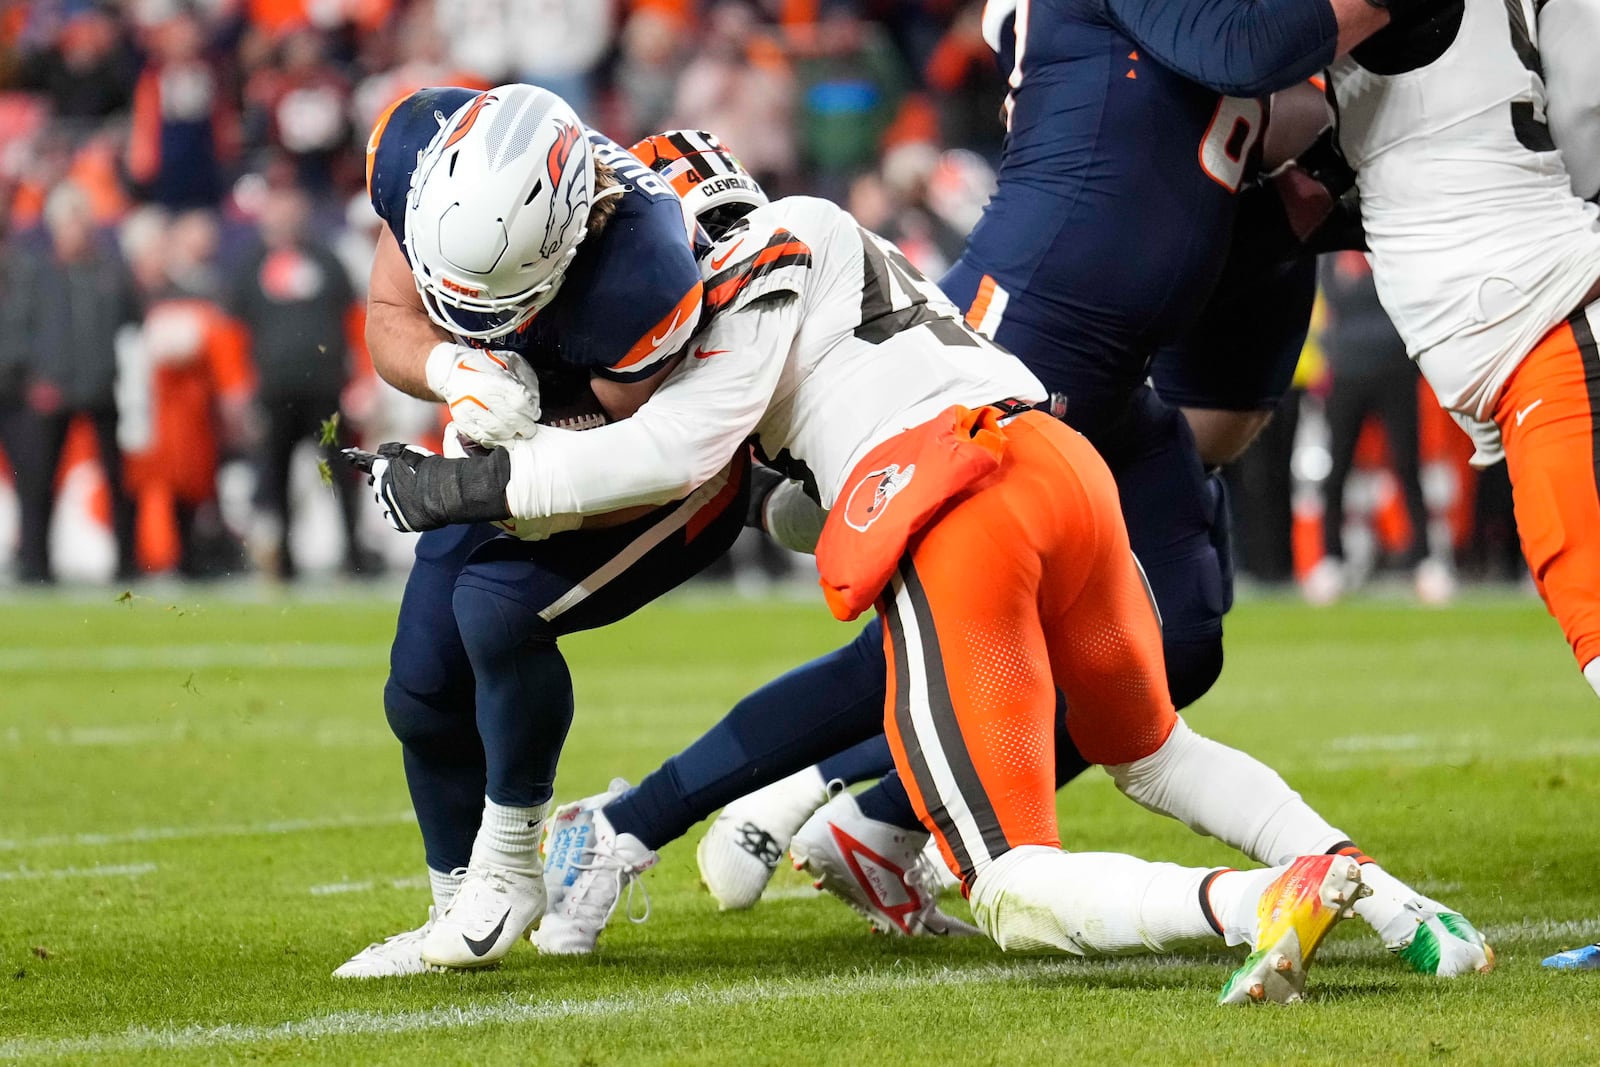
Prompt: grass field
<box><xmin>1</xmin><ymin>585</ymin><xmax>1598</xmax><ymax>1065</ymax></box>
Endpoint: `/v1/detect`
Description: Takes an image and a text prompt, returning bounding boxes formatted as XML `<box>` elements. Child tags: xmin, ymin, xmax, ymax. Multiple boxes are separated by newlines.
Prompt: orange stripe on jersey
<box><xmin>704</xmin><ymin>230</ymin><xmax>813</xmax><ymax>314</ymax></box>
<box><xmin>964</xmin><ymin>275</ymin><xmax>997</xmax><ymax>331</ymax></box>
<box><xmin>365</xmin><ymin>95</ymin><xmax>407</xmax><ymax>199</ymax></box>
<box><xmin>1307</xmin><ymin>74</ymin><xmax>1327</xmax><ymax>92</ymax></box>
<box><xmin>611</xmin><ymin>281</ymin><xmax>703</xmax><ymax>371</ymax></box>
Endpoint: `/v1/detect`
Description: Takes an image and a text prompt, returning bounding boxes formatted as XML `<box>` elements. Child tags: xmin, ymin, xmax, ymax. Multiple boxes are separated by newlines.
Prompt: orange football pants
<box><xmin>1492</xmin><ymin>302</ymin><xmax>1600</xmax><ymax>671</ymax></box>
<box><xmin>878</xmin><ymin>412</ymin><xmax>1178</xmax><ymax>885</ymax></box>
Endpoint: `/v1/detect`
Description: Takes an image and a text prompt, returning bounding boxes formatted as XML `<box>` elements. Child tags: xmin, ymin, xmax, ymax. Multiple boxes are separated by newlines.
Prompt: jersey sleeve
<box><xmin>1105</xmin><ymin>0</ymin><xmax>1338</xmax><ymax>96</ymax></box>
<box><xmin>1542</xmin><ymin>0</ymin><xmax>1600</xmax><ymax>201</ymax></box>
<box><xmin>699</xmin><ymin>213</ymin><xmax>816</xmax><ymax>319</ymax></box>
<box><xmin>504</xmin><ymin>287</ymin><xmax>801</xmax><ymax>519</ymax></box>
<box><xmin>568</xmin><ymin>180</ymin><xmax>706</xmax><ymax>384</ymax></box>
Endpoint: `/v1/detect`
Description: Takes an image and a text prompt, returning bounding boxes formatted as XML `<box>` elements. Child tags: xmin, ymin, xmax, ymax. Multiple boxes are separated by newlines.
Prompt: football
<box><xmin>539</xmin><ymin>383</ymin><xmax>612</xmax><ymax>432</ymax></box>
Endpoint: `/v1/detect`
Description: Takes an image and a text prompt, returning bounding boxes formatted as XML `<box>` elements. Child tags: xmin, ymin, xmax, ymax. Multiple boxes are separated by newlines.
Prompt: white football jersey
<box><xmin>1329</xmin><ymin>0</ymin><xmax>1600</xmax><ymax>419</ymax></box>
<box><xmin>504</xmin><ymin>196</ymin><xmax>1045</xmax><ymax>520</ymax></box>
<box><xmin>724</xmin><ymin>197</ymin><xmax>1045</xmax><ymax>506</ymax></box>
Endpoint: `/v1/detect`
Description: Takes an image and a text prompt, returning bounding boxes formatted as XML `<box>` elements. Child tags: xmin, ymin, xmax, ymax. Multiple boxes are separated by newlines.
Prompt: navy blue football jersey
<box><xmin>365</xmin><ymin>88</ymin><xmax>703</xmax><ymax>388</ymax></box>
<box><xmin>949</xmin><ymin>0</ymin><xmax>1336</xmax><ymax>434</ymax></box>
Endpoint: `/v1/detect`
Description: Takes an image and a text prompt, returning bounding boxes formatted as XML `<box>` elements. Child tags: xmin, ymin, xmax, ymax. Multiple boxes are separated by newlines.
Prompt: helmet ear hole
<box><xmin>523</xmin><ymin>179</ymin><xmax>544</xmax><ymax>207</ymax></box>
<box><xmin>448</xmin><ymin>151</ymin><xmax>458</xmax><ymax>177</ymax></box>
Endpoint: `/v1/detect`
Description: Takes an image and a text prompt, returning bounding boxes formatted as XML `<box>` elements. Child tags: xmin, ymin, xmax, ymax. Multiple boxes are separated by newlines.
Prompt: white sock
<box><xmin>1585</xmin><ymin>658</ymin><xmax>1600</xmax><ymax>700</ymax></box>
<box><xmin>1205</xmin><ymin>865</ymin><xmax>1284</xmax><ymax>947</ymax></box>
<box><xmin>1349</xmin><ymin>862</ymin><xmax>1428</xmax><ymax>945</ymax></box>
<box><xmin>1106</xmin><ymin>717</ymin><xmax>1348</xmax><ymax>865</ymax></box>
<box><xmin>428</xmin><ymin>867</ymin><xmax>463</xmax><ymax>911</ymax></box>
<box><xmin>968</xmin><ymin>845</ymin><xmax>1221</xmax><ymax>955</ymax></box>
<box><xmin>469</xmin><ymin>798</ymin><xmax>548</xmax><ymax>876</ymax></box>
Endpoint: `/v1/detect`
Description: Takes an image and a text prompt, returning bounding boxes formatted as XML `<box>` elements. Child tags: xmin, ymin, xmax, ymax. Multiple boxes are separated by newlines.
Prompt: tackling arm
<box><xmin>504</xmin><ymin>294</ymin><xmax>800</xmax><ymax>519</ymax></box>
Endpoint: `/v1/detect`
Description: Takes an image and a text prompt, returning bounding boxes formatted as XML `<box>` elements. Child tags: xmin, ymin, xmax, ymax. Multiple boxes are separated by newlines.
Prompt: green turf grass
<box><xmin>1</xmin><ymin>588</ymin><xmax>1596</xmax><ymax>1065</ymax></box>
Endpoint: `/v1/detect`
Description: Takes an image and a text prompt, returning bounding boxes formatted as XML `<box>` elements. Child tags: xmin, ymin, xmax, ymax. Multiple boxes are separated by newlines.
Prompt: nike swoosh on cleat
<box><xmin>463</xmin><ymin>909</ymin><xmax>513</xmax><ymax>957</ymax></box>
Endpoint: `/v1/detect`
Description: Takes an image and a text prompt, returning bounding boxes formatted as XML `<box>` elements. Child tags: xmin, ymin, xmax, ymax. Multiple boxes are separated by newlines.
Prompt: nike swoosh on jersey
<box><xmin>1515</xmin><ymin>398</ymin><xmax>1544</xmax><ymax>426</ymax></box>
<box><xmin>693</xmin><ymin>346</ymin><xmax>729</xmax><ymax>360</ymax></box>
<box><xmin>710</xmin><ymin>241</ymin><xmax>745</xmax><ymax>271</ymax></box>
<box><xmin>463</xmin><ymin>908</ymin><xmax>513</xmax><ymax>956</ymax></box>
<box><xmin>651</xmin><ymin>311</ymin><xmax>683</xmax><ymax>347</ymax></box>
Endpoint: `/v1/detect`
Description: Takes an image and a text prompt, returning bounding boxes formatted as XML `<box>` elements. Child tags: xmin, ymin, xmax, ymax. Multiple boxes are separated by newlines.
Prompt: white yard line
<box><xmin>0</xmin><ymin>812</ymin><xmax>415</xmax><ymax>852</ymax></box>
<box><xmin>0</xmin><ymin>862</ymin><xmax>155</xmax><ymax>883</ymax></box>
<box><xmin>309</xmin><ymin>875</ymin><xmax>430</xmax><ymax>897</ymax></box>
<box><xmin>3</xmin><ymin>916</ymin><xmax>1597</xmax><ymax>1059</ymax></box>
<box><xmin>0</xmin><ymin>644</ymin><xmax>388</xmax><ymax>673</ymax></box>
<box><xmin>0</xmin><ymin>960</ymin><xmax>1114</xmax><ymax>1060</ymax></box>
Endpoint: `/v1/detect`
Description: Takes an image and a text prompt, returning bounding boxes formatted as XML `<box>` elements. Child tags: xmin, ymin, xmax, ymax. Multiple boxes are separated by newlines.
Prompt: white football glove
<box><xmin>425</xmin><ymin>342</ymin><xmax>542</xmax><ymax>447</ymax></box>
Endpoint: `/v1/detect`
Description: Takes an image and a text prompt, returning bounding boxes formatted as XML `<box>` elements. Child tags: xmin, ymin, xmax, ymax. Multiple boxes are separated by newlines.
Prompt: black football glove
<box><xmin>343</xmin><ymin>442</ymin><xmax>512</xmax><ymax>533</ymax></box>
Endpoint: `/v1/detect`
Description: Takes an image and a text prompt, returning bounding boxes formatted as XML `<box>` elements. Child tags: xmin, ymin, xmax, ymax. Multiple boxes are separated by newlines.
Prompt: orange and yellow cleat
<box><xmin>1219</xmin><ymin>854</ymin><xmax>1370</xmax><ymax>1005</ymax></box>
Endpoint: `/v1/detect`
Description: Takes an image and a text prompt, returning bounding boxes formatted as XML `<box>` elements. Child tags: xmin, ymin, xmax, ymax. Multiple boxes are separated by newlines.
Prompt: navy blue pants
<box><xmin>385</xmin><ymin>460</ymin><xmax>748</xmax><ymax>873</ymax></box>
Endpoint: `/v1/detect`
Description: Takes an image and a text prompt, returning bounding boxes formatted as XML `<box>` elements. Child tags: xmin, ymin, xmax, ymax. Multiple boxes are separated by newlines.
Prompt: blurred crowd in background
<box><xmin>0</xmin><ymin>0</ymin><xmax>1524</xmax><ymax>600</ymax></box>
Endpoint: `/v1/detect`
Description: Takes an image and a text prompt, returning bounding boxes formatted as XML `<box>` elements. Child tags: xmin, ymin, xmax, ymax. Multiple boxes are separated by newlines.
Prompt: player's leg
<box><xmin>878</xmin><ymin>427</ymin><xmax>1362</xmax><ymax>999</ymax></box>
<box><xmin>1492</xmin><ymin>304</ymin><xmax>1600</xmax><ymax>698</ymax></box>
<box><xmin>443</xmin><ymin>463</ymin><xmax>749</xmax><ymax>959</ymax></box>
<box><xmin>334</xmin><ymin>522</ymin><xmax>498</xmax><ymax>978</ymax></box>
<box><xmin>685</xmin><ymin>657</ymin><xmax>893</xmax><ymax>911</ymax></box>
<box><xmin>1150</xmin><ymin>251</ymin><xmax>1316</xmax><ymax>468</ymax></box>
<box><xmin>14</xmin><ymin>409</ymin><xmax>69</xmax><ymax>583</ymax></box>
<box><xmin>1023</xmin><ymin>412</ymin><xmax>1490</xmax><ymax>976</ymax></box>
<box><xmin>1095</xmin><ymin>388</ymin><xmax>1231</xmax><ymax>708</ymax></box>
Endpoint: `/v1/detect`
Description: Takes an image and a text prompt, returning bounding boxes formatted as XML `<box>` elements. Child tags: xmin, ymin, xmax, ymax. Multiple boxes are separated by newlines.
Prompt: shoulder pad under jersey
<box><xmin>699</xmin><ymin>198</ymin><xmax>818</xmax><ymax>318</ymax></box>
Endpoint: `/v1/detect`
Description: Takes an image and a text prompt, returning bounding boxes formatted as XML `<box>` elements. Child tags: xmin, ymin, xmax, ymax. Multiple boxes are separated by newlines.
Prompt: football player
<box><xmin>354</xmin><ymin>189</ymin><xmax>1387</xmax><ymax>1004</ymax></box>
<box><xmin>1321</xmin><ymin>0</ymin><xmax>1600</xmax><ymax>964</ymax></box>
<box><xmin>611</xmin><ymin>0</ymin><xmax>1485</xmax><ymax>978</ymax></box>
<box><xmin>334</xmin><ymin>91</ymin><xmax>753</xmax><ymax>976</ymax></box>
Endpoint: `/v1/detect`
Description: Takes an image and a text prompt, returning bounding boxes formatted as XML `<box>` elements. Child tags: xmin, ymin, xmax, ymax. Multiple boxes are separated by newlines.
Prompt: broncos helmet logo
<box><xmin>442</xmin><ymin>92</ymin><xmax>494</xmax><ymax>151</ymax></box>
<box><xmin>540</xmin><ymin>121</ymin><xmax>588</xmax><ymax>259</ymax></box>
<box><xmin>843</xmin><ymin>463</ymin><xmax>917</xmax><ymax>532</ymax></box>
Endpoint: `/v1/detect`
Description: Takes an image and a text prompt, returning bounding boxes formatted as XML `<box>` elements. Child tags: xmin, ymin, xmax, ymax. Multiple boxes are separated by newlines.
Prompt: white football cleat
<box><xmin>697</xmin><ymin>767</ymin><xmax>833</xmax><ymax>910</ymax></box>
<box><xmin>534</xmin><ymin>783</ymin><xmax>658</xmax><ymax>956</ymax></box>
<box><xmin>418</xmin><ymin>865</ymin><xmax>545</xmax><ymax>969</ymax></box>
<box><xmin>789</xmin><ymin>791</ymin><xmax>979</xmax><ymax>937</ymax></box>
<box><xmin>333</xmin><ymin>907</ymin><xmax>445</xmax><ymax>978</ymax></box>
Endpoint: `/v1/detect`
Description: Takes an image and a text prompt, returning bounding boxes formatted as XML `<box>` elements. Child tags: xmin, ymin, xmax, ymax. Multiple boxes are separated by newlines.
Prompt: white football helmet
<box><xmin>404</xmin><ymin>85</ymin><xmax>606</xmax><ymax>341</ymax></box>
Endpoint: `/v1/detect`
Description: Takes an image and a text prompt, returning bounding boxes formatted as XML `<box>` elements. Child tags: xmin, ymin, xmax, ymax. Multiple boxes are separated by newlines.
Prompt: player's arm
<box><xmin>366</xmin><ymin>226</ymin><xmax>445</xmax><ymax>400</ymax></box>
<box><xmin>503</xmin><ymin>294</ymin><xmax>797</xmax><ymax>519</ymax></box>
<box><xmin>1107</xmin><ymin>0</ymin><xmax>1413</xmax><ymax>97</ymax></box>
<box><xmin>1541</xmin><ymin>0</ymin><xmax>1600</xmax><ymax>201</ymax></box>
<box><xmin>348</xmin><ymin>293</ymin><xmax>800</xmax><ymax>532</ymax></box>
